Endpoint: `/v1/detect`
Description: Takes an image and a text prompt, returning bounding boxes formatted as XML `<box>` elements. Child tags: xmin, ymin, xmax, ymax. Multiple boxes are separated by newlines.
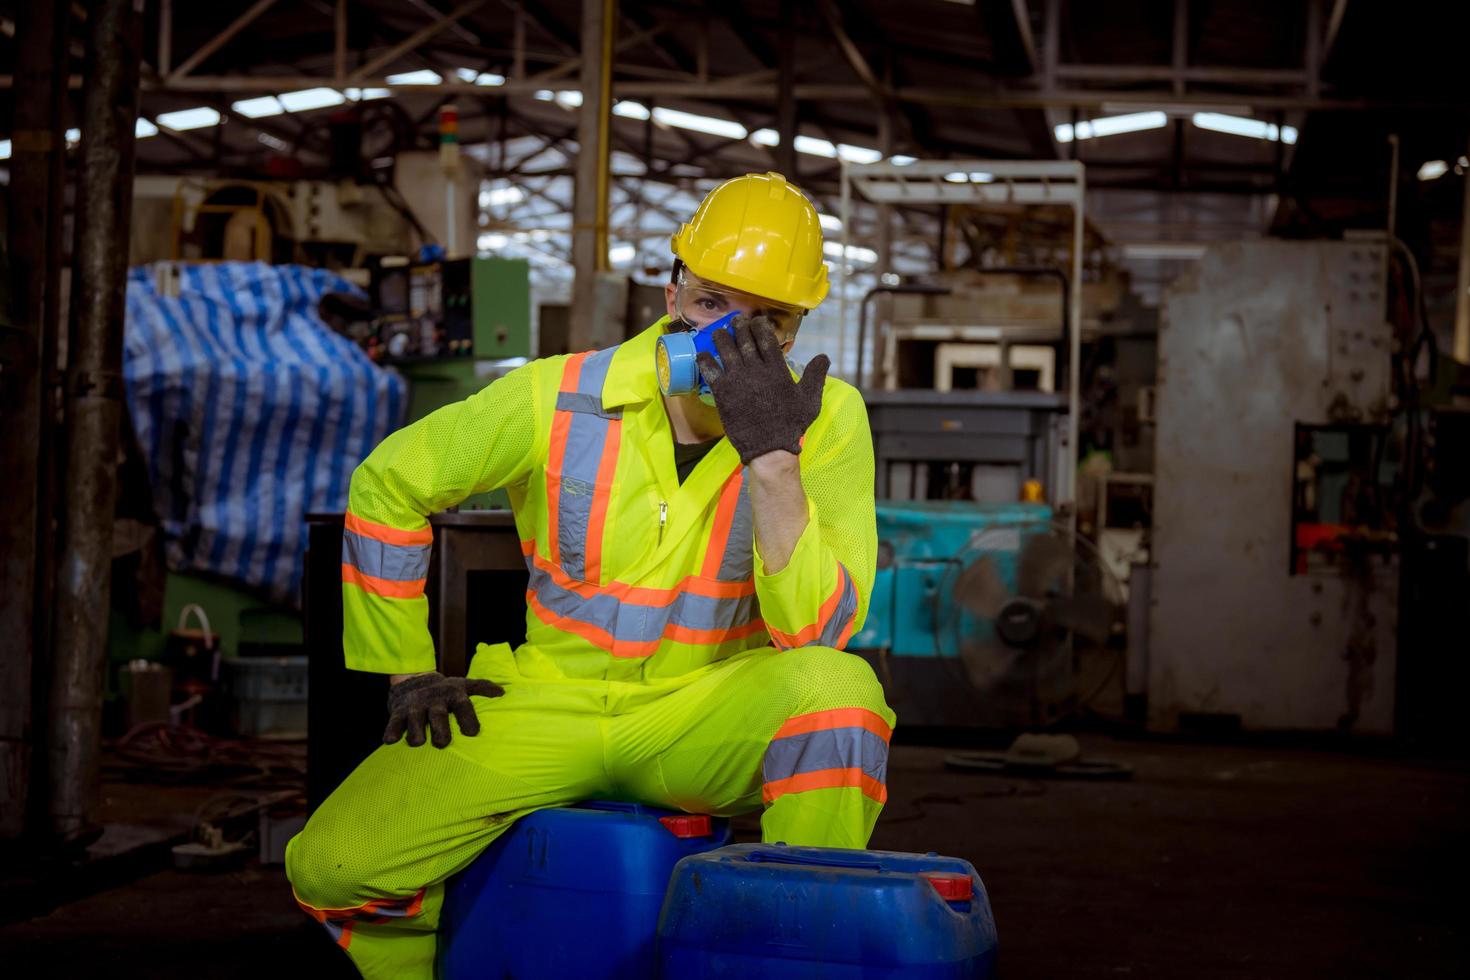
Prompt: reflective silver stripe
<box><xmin>555</xmin><ymin>413</ymin><xmax>609</xmax><ymax>581</ymax></box>
<box><xmin>715</xmin><ymin>472</ymin><xmax>754</xmax><ymax>582</ymax></box>
<box><xmin>341</xmin><ymin>528</ymin><xmax>429</xmax><ymax>582</ymax></box>
<box><xmin>528</xmin><ymin>565</ymin><xmax>760</xmax><ymax>646</ymax></box>
<box><xmin>815</xmin><ymin>565</ymin><xmax>860</xmax><ymax>648</ymax></box>
<box><xmin>555</xmin><ymin>391</ymin><xmax>621</xmax><ymax>419</ymax></box>
<box><xmin>552</xmin><ymin>346</ymin><xmax>622</xmax><ymax>582</ymax></box>
<box><xmin>762</xmin><ymin>726</ymin><xmax>890</xmax><ymax>786</ymax></box>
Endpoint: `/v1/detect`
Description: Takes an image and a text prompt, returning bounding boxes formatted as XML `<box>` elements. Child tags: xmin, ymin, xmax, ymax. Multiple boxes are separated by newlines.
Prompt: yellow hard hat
<box><xmin>671</xmin><ymin>172</ymin><xmax>829</xmax><ymax>310</ymax></box>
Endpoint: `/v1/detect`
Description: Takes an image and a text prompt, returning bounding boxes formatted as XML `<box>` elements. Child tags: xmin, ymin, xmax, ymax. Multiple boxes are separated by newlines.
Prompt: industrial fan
<box><xmin>937</xmin><ymin>523</ymin><xmax>1122</xmax><ymax>727</ymax></box>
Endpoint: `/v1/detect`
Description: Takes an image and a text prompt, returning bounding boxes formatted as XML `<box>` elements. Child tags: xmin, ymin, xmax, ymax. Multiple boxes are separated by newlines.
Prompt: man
<box><xmin>286</xmin><ymin>171</ymin><xmax>893</xmax><ymax>978</ymax></box>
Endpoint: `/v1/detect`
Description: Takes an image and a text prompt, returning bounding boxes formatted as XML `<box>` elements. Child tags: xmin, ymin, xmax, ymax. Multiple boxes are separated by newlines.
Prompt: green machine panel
<box><xmin>468</xmin><ymin>256</ymin><xmax>532</xmax><ymax>359</ymax></box>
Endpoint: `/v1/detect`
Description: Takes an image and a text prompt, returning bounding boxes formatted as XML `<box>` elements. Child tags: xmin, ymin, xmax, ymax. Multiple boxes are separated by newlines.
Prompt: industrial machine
<box><xmin>130</xmin><ymin>176</ymin><xmax>418</xmax><ymax>267</ymax></box>
<box><xmin>852</xmin><ymin>501</ymin><xmax>1121</xmax><ymax>728</ymax></box>
<box><xmin>364</xmin><ymin>255</ymin><xmax>532</xmax><ymax>364</ymax></box>
<box><xmin>1150</xmin><ymin>237</ymin><xmax>1401</xmax><ymax>734</ymax></box>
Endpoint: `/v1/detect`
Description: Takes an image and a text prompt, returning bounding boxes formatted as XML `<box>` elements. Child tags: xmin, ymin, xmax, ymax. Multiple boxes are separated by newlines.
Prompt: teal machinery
<box><xmin>851</xmin><ymin>500</ymin><xmax>1117</xmax><ymax>729</ymax></box>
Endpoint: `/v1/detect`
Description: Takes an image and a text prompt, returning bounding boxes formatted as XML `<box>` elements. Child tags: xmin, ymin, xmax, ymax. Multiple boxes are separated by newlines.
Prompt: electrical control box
<box><xmin>366</xmin><ymin>255</ymin><xmax>531</xmax><ymax>363</ymax></box>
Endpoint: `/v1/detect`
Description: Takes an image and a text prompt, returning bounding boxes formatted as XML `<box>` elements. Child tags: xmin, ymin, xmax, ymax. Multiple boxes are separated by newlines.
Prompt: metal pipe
<box><xmin>48</xmin><ymin>0</ymin><xmax>142</xmax><ymax>844</ymax></box>
<box><xmin>34</xmin><ymin>0</ymin><xmax>71</xmax><ymax>841</ymax></box>
<box><xmin>1065</xmin><ymin>166</ymin><xmax>1085</xmax><ymax>525</ymax></box>
<box><xmin>0</xmin><ymin>0</ymin><xmax>66</xmax><ymax>843</ymax></box>
<box><xmin>854</xmin><ymin>283</ymin><xmax>951</xmax><ymax>390</ymax></box>
<box><xmin>1456</xmin><ymin>136</ymin><xmax>1470</xmax><ymax>365</ymax></box>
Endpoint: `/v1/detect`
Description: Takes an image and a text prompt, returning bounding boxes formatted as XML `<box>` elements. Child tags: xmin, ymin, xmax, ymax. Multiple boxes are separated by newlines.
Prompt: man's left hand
<box><xmin>697</xmin><ymin>315</ymin><xmax>829</xmax><ymax>465</ymax></box>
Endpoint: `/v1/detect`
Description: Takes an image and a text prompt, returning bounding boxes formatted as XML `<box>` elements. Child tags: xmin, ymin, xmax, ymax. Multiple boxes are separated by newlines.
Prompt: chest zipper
<box><xmin>658</xmin><ymin>500</ymin><xmax>668</xmax><ymax>545</ymax></box>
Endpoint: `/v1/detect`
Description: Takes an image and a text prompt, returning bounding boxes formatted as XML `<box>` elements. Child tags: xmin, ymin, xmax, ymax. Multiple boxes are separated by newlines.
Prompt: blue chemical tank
<box><xmin>657</xmin><ymin>843</ymin><xmax>998</xmax><ymax>979</ymax></box>
<box><xmin>439</xmin><ymin>801</ymin><xmax>732</xmax><ymax>980</ymax></box>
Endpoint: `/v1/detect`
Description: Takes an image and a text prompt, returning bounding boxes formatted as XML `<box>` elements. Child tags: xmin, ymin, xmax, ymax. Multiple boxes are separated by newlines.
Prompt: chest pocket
<box><xmin>546</xmin><ymin>347</ymin><xmax>622</xmax><ymax>585</ymax></box>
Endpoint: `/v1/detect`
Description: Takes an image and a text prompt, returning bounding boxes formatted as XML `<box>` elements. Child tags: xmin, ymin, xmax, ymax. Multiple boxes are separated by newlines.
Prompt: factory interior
<box><xmin>2</xmin><ymin>1</ymin><xmax>1468</xmax><ymax>977</ymax></box>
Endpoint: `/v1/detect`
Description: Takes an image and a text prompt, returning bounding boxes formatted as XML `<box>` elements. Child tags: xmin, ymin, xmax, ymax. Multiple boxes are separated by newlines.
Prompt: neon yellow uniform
<box><xmin>285</xmin><ymin>319</ymin><xmax>894</xmax><ymax>978</ymax></box>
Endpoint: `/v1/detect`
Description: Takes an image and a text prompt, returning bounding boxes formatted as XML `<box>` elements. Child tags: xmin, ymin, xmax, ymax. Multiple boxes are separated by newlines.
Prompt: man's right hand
<box><xmin>384</xmin><ymin>671</ymin><xmax>506</xmax><ymax>749</ymax></box>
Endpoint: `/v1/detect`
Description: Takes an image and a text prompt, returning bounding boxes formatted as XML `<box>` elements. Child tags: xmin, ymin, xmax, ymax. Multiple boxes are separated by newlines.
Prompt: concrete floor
<box><xmin>3</xmin><ymin>735</ymin><xmax>1466</xmax><ymax>978</ymax></box>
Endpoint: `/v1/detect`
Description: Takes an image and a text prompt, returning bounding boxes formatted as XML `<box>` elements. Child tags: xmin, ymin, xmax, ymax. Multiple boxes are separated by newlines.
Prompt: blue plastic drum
<box><xmin>439</xmin><ymin>801</ymin><xmax>732</xmax><ymax>979</ymax></box>
<box><xmin>657</xmin><ymin>843</ymin><xmax>999</xmax><ymax>978</ymax></box>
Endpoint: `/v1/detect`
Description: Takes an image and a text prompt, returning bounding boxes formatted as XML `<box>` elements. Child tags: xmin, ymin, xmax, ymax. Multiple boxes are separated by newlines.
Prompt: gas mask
<box><xmin>655</xmin><ymin>268</ymin><xmax>803</xmax><ymax>403</ymax></box>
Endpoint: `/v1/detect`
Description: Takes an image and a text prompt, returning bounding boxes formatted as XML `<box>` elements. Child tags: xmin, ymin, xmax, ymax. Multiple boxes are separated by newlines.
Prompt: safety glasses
<box><xmin>673</xmin><ymin>268</ymin><xmax>805</xmax><ymax>348</ymax></box>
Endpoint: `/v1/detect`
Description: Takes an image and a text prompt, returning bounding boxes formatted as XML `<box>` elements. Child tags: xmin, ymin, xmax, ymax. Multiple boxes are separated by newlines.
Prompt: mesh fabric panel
<box><xmin>348</xmin><ymin>364</ymin><xmax>540</xmax><ymax>528</ymax></box>
<box><xmin>802</xmin><ymin>379</ymin><xmax>878</xmax><ymax>630</ymax></box>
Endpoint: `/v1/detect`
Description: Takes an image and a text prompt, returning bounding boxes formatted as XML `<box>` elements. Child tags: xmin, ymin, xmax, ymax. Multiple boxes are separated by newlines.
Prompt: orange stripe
<box><xmin>401</xmin><ymin>888</ymin><xmax>425</xmax><ymax>918</ymax></box>
<box><xmin>768</xmin><ymin>562</ymin><xmax>850</xmax><ymax>649</ymax></box>
<box><xmin>664</xmin><ymin>618</ymin><xmax>767</xmax><ymax>646</ymax></box>
<box><xmin>295</xmin><ymin>887</ymin><xmax>426</xmax><ymax>921</ymax></box>
<box><xmin>544</xmin><ymin>409</ymin><xmax>573</xmax><ymax>568</ymax></box>
<box><xmin>583</xmin><ymin>418</ymin><xmax>622</xmax><ymax>584</ymax></box>
<box><xmin>761</xmin><ymin>766</ymin><xmax>887</xmax><ymax>805</ymax></box>
<box><xmin>338</xmin><ymin>920</ymin><xmax>354</xmax><ymax>949</ymax></box>
<box><xmin>522</xmin><ymin>541</ymin><xmax>755</xmax><ymax>603</ymax></box>
<box><xmin>834</xmin><ymin>614</ymin><xmax>857</xmax><ymax>651</ymax></box>
<box><xmin>773</xmin><ymin>707</ymin><xmax>893</xmax><ymax>743</ymax></box>
<box><xmin>560</xmin><ymin>350</ymin><xmax>589</xmax><ymax>393</ymax></box>
<box><xmin>344</xmin><ymin>511</ymin><xmax>432</xmax><ymax>547</ymax></box>
<box><xmin>701</xmin><ymin>469</ymin><xmax>744</xmax><ymax>579</ymax></box>
<box><xmin>342</xmin><ymin>563</ymin><xmax>426</xmax><ymax>599</ymax></box>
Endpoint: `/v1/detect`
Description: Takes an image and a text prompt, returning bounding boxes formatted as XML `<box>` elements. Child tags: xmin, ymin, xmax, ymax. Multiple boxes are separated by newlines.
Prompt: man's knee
<box><xmin>768</xmin><ymin>645</ymin><xmax>890</xmax><ymax>717</ymax></box>
<box><xmin>285</xmin><ymin>820</ymin><xmax>365</xmax><ymax>911</ymax></box>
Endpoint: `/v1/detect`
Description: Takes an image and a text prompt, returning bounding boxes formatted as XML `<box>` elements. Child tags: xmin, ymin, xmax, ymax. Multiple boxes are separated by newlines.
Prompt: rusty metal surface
<box><xmin>0</xmin><ymin>0</ymin><xmax>68</xmax><ymax>843</ymax></box>
<box><xmin>47</xmin><ymin>0</ymin><xmax>142</xmax><ymax>843</ymax></box>
<box><xmin>1150</xmin><ymin>239</ymin><xmax>1397</xmax><ymax>733</ymax></box>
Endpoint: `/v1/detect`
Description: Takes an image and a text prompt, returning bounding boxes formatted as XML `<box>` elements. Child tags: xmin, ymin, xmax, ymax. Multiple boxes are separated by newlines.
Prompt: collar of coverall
<box><xmin>602</xmin><ymin>317</ymin><xmax>681</xmax><ymax>409</ymax></box>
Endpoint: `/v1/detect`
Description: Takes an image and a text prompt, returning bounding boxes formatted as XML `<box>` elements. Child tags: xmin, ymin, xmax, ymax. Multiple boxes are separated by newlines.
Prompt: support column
<box><xmin>569</xmin><ymin>0</ymin><xmax>615</xmax><ymax>352</ymax></box>
<box><xmin>48</xmin><ymin>0</ymin><xmax>142</xmax><ymax>844</ymax></box>
<box><xmin>0</xmin><ymin>0</ymin><xmax>66</xmax><ymax>843</ymax></box>
<box><xmin>0</xmin><ymin>0</ymin><xmax>69</xmax><ymax>846</ymax></box>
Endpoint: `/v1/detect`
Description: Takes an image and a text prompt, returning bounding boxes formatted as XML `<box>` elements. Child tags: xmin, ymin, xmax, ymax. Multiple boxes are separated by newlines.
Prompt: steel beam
<box><xmin>776</xmin><ymin>2</ymin><xmax>797</xmax><ymax>179</ymax></box>
<box><xmin>1323</xmin><ymin>0</ymin><xmax>1350</xmax><ymax>64</ymax></box>
<box><xmin>1172</xmin><ymin>0</ymin><xmax>1187</xmax><ymax>97</ymax></box>
<box><xmin>159</xmin><ymin>0</ymin><xmax>172</xmax><ymax>76</ymax></box>
<box><xmin>569</xmin><ymin>0</ymin><xmax>615</xmax><ymax>351</ymax></box>
<box><xmin>167</xmin><ymin>0</ymin><xmax>280</xmax><ymax>80</ymax></box>
<box><xmin>12</xmin><ymin>72</ymin><xmax>1451</xmax><ymax>114</ymax></box>
<box><xmin>349</xmin><ymin>0</ymin><xmax>491</xmax><ymax>81</ymax></box>
<box><xmin>334</xmin><ymin>0</ymin><xmax>347</xmax><ymax>83</ymax></box>
<box><xmin>49</xmin><ymin>0</ymin><xmax>142</xmax><ymax>845</ymax></box>
<box><xmin>1053</xmin><ymin>64</ymin><xmax>1309</xmax><ymax>86</ymax></box>
<box><xmin>1009</xmin><ymin>0</ymin><xmax>1038</xmax><ymax>75</ymax></box>
<box><xmin>1042</xmin><ymin>0</ymin><xmax>1058</xmax><ymax>91</ymax></box>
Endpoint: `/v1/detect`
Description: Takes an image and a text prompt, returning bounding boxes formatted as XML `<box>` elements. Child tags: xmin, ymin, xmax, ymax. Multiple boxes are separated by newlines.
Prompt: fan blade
<box><xmin>1048</xmin><ymin>592</ymin><xmax>1115</xmax><ymax>643</ymax></box>
<box><xmin>957</xmin><ymin>639</ymin><xmax>1020</xmax><ymax>691</ymax></box>
<box><xmin>1017</xmin><ymin>533</ymin><xmax>1072</xmax><ymax>597</ymax></box>
<box><xmin>952</xmin><ymin>556</ymin><xmax>1008</xmax><ymax>619</ymax></box>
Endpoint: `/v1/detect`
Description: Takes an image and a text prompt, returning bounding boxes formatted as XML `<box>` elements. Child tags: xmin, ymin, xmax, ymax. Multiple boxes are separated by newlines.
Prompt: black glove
<box><xmin>383</xmin><ymin>672</ymin><xmax>505</xmax><ymax>749</ymax></box>
<box><xmin>696</xmin><ymin>315</ymin><xmax>830</xmax><ymax>465</ymax></box>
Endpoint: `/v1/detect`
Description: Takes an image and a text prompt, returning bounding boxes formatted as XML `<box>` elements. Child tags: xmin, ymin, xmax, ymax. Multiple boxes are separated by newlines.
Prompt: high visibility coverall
<box><xmin>285</xmin><ymin>320</ymin><xmax>894</xmax><ymax>978</ymax></box>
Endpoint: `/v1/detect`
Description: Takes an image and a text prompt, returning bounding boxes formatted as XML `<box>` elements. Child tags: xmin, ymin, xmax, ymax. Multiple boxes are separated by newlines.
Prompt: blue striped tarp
<box><xmin>123</xmin><ymin>262</ymin><xmax>407</xmax><ymax>605</ymax></box>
